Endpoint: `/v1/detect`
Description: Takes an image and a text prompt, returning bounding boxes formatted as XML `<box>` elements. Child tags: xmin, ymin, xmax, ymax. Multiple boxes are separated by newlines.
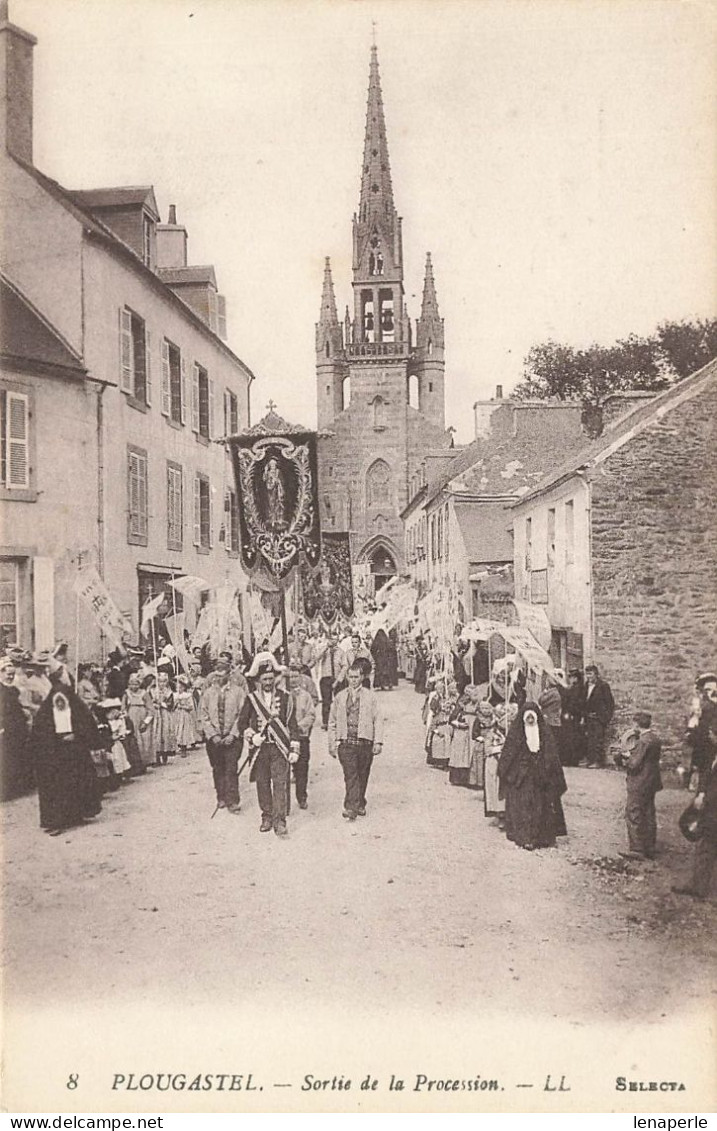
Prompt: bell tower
<box><xmin>315</xmin><ymin>41</ymin><xmax>451</xmax><ymax>584</ymax></box>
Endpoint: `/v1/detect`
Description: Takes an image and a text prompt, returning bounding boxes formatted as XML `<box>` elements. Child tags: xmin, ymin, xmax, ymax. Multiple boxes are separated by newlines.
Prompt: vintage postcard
<box><xmin>1</xmin><ymin>0</ymin><xmax>715</xmax><ymax>1116</ymax></box>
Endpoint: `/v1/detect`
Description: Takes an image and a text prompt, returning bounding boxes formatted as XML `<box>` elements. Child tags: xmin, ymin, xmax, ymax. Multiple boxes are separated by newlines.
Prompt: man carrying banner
<box><xmin>314</xmin><ymin>629</ymin><xmax>348</xmax><ymax>729</ymax></box>
<box><xmin>239</xmin><ymin>658</ymin><xmax>301</xmax><ymax>837</ymax></box>
<box><xmin>328</xmin><ymin>662</ymin><xmax>384</xmax><ymax>821</ymax></box>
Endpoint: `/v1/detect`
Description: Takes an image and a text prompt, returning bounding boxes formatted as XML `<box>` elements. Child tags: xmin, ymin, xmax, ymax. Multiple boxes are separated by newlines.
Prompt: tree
<box><xmin>512</xmin><ymin>318</ymin><xmax>716</xmax><ymax>434</ymax></box>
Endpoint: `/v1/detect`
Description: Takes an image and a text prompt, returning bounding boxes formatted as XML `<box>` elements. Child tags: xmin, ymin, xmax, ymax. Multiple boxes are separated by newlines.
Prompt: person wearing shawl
<box><xmin>370</xmin><ymin>628</ymin><xmax>393</xmax><ymax>691</ymax></box>
<box><xmin>31</xmin><ymin>665</ymin><xmax>103</xmax><ymax>835</ymax></box>
<box><xmin>498</xmin><ymin>702</ymin><xmax>567</xmax><ymax>850</ymax></box>
<box><xmin>0</xmin><ymin>656</ymin><xmax>32</xmax><ymax>800</ymax></box>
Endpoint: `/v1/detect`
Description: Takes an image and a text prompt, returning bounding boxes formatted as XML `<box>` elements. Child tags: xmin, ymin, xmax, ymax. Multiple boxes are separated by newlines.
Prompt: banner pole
<box><xmin>74</xmin><ymin>589</ymin><xmax>81</xmax><ymax>686</ymax></box>
<box><xmin>280</xmin><ymin>583</ymin><xmax>289</xmax><ymax>667</ymax></box>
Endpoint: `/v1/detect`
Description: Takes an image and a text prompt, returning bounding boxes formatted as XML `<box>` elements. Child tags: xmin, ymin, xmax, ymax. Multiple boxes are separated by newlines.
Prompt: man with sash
<box><xmin>239</xmin><ymin>657</ymin><xmax>301</xmax><ymax>837</ymax></box>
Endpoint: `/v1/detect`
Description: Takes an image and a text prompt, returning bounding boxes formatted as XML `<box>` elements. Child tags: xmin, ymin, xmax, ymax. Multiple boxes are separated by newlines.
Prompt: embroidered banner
<box><xmin>228</xmin><ymin>430</ymin><xmax>321</xmax><ymax>582</ymax></box>
<box><xmin>300</xmin><ymin>532</ymin><xmax>354</xmax><ymax>626</ymax></box>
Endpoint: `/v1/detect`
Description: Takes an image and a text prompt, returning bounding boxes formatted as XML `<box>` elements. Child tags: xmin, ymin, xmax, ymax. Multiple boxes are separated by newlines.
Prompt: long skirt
<box><xmin>468</xmin><ymin>737</ymin><xmax>485</xmax><ymax>790</ymax></box>
<box><xmin>154</xmin><ymin>707</ymin><xmax>176</xmax><ymax>754</ymax></box>
<box><xmin>175</xmin><ymin>704</ymin><xmax>198</xmax><ymax>748</ymax></box>
<box><xmin>35</xmin><ymin>739</ymin><xmax>102</xmax><ymax>831</ymax></box>
<box><xmin>427</xmin><ymin>725</ymin><xmax>449</xmax><ymax>768</ymax></box>
<box><xmin>504</xmin><ymin>779</ymin><xmax>566</xmax><ymax>848</ymax></box>
<box><xmin>124</xmin><ymin>702</ymin><xmax>154</xmax><ymax>767</ymax></box>
<box><xmin>484</xmin><ymin>753</ymin><xmax>505</xmax><ymax>816</ymax></box>
<box><xmin>448</xmin><ymin>725</ymin><xmax>471</xmax><ymax>786</ymax></box>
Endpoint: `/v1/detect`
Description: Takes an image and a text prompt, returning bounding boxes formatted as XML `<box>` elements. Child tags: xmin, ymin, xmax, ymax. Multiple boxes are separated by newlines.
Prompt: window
<box><xmin>161</xmin><ymin>339</ymin><xmax>185</xmax><ymax>425</ymax></box>
<box><xmin>194</xmin><ymin>473</ymin><xmax>212</xmax><ymax>550</ymax></box>
<box><xmin>224</xmin><ymin>488</ymin><xmax>239</xmax><ymax>554</ymax></box>
<box><xmin>547</xmin><ymin>507</ymin><xmax>556</xmax><ymax>567</ymax></box>
<box><xmin>119</xmin><ymin>308</ymin><xmax>151</xmax><ymax>405</ymax></box>
<box><xmin>127</xmin><ymin>445</ymin><xmax>148</xmax><ymax>545</ymax></box>
<box><xmin>0</xmin><ymin>560</ymin><xmax>19</xmax><ymax>646</ymax></box>
<box><xmin>191</xmin><ymin>364</ymin><xmax>213</xmax><ymax>440</ymax></box>
<box><xmin>0</xmin><ymin>388</ymin><xmax>29</xmax><ymax>490</ymax></box>
<box><xmin>167</xmin><ymin>462</ymin><xmax>183</xmax><ymax>550</ymax></box>
<box><xmin>525</xmin><ymin>517</ymin><xmax>532</xmax><ymax>571</ymax></box>
<box><xmin>373</xmin><ymin>396</ymin><xmax>387</xmax><ymax>430</ymax></box>
<box><xmin>224</xmin><ymin>389</ymin><xmax>238</xmax><ymax>437</ymax></box>
<box><xmin>379</xmin><ymin>290</ymin><xmax>394</xmax><ymax>341</ymax></box>
<box><xmin>366</xmin><ymin>459</ymin><xmax>391</xmax><ymax>507</ymax></box>
<box><xmin>565</xmin><ymin>500</ymin><xmax>575</xmax><ymax>565</ymax></box>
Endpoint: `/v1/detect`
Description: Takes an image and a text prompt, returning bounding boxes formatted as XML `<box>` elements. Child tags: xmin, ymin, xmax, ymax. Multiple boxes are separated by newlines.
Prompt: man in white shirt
<box><xmin>328</xmin><ymin>663</ymin><xmax>384</xmax><ymax>821</ymax></box>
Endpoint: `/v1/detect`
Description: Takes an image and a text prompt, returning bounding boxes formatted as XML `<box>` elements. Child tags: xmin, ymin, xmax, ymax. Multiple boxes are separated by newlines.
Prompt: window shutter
<box><xmin>127</xmin><ymin>452</ymin><xmax>137</xmax><ymax>538</ymax></box>
<box><xmin>224</xmin><ymin>390</ymin><xmax>229</xmax><ymax>437</ymax></box>
<box><xmin>144</xmin><ymin>329</ymin><xmax>152</xmax><ymax>406</ymax></box>
<box><xmin>119</xmin><ymin>308</ymin><xmax>133</xmax><ymax>393</ymax></box>
<box><xmin>224</xmin><ymin>489</ymin><xmax>231</xmax><ymax>552</ymax></box>
<box><xmin>180</xmin><ymin>356</ymin><xmax>187</xmax><ymax>425</ymax></box>
<box><xmin>208</xmin><ymin>483</ymin><xmax>214</xmax><ymax>547</ymax></box>
<box><xmin>160</xmin><ymin>339</ymin><xmax>170</xmax><ymax>416</ymax></box>
<box><xmin>208</xmin><ymin>377</ymin><xmax>215</xmax><ymax>439</ymax></box>
<box><xmin>138</xmin><ymin>452</ymin><xmax>148</xmax><ymax>538</ymax></box>
<box><xmin>193</xmin><ymin>475</ymin><xmax>200</xmax><ymax>546</ymax></box>
<box><xmin>191</xmin><ymin>365</ymin><xmax>200</xmax><ymax>432</ymax></box>
<box><xmin>6</xmin><ymin>392</ymin><xmax>29</xmax><ymax>489</ymax></box>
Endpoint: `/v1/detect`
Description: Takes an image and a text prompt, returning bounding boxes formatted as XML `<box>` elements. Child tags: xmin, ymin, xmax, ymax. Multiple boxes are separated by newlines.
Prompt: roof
<box><xmin>424</xmin><ymin>405</ymin><xmax>587</xmax><ymax>507</ymax></box>
<box><xmin>11</xmin><ymin>155</ymin><xmax>255</xmax><ymax>383</ymax></box>
<box><xmin>157</xmin><ymin>266</ymin><xmax>218</xmax><ymax>288</ymax></box>
<box><xmin>513</xmin><ymin>356</ymin><xmax>717</xmax><ymax>507</ymax></box>
<box><xmin>454</xmin><ymin>500</ymin><xmax>513</xmax><ymax>564</ymax></box>
<box><xmin>70</xmin><ymin>186</ymin><xmax>160</xmax><ymax>219</ymax></box>
<box><xmin>0</xmin><ymin>275</ymin><xmax>86</xmax><ymax>377</ymax></box>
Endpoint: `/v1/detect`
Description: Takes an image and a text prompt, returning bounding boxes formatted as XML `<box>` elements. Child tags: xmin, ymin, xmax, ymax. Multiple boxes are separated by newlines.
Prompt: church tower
<box><xmin>315</xmin><ymin>44</ymin><xmax>451</xmax><ymax>591</ymax></box>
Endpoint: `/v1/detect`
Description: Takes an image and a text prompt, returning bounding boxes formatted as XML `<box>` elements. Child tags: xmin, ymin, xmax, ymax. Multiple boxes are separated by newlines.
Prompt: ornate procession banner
<box><xmin>300</xmin><ymin>532</ymin><xmax>354</xmax><ymax>625</ymax></box>
<box><xmin>228</xmin><ymin>413</ymin><xmax>322</xmax><ymax>584</ymax></box>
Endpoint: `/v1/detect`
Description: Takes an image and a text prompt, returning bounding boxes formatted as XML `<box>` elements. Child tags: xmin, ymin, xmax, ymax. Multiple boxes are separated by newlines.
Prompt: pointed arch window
<box><xmin>366</xmin><ymin>459</ymin><xmax>391</xmax><ymax>507</ymax></box>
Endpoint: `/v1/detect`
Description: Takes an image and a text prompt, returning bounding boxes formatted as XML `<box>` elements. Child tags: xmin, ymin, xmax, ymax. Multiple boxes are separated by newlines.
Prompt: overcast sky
<box><xmin>15</xmin><ymin>0</ymin><xmax>716</xmax><ymax>442</ymax></box>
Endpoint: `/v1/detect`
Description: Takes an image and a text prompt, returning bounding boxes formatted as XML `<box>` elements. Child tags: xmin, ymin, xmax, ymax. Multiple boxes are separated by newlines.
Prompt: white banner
<box><xmin>73</xmin><ymin>567</ymin><xmax>131</xmax><ymax>648</ymax></box>
<box><xmin>511</xmin><ymin>598</ymin><xmax>552</xmax><ymax>652</ymax></box>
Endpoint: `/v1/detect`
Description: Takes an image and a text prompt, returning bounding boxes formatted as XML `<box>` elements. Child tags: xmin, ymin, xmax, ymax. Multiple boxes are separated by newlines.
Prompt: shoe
<box><xmin>321</xmin><ymin>724</ymin><xmax>328</xmax><ymax>731</ymax></box>
<box><xmin>216</xmin><ymin>800</ymin><xmax>227</xmax><ymax>809</ymax></box>
<box><xmin>619</xmin><ymin>851</ymin><xmax>644</xmax><ymax>860</ymax></box>
<box><xmin>227</xmin><ymin>804</ymin><xmax>241</xmax><ymax>815</ymax></box>
<box><xmin>671</xmin><ymin>885</ymin><xmax>704</xmax><ymax>899</ymax></box>
<box><xmin>357</xmin><ymin>806</ymin><xmax>366</xmax><ymax>816</ymax></box>
<box><xmin>342</xmin><ymin>810</ymin><xmax>357</xmax><ymax>821</ymax></box>
<box><xmin>260</xmin><ymin>818</ymin><xmax>273</xmax><ymax>832</ymax></box>
<box><xmin>298</xmin><ymin>800</ymin><xmax>308</xmax><ymax>810</ymax></box>
<box><xmin>274</xmin><ymin>822</ymin><xmax>288</xmax><ymax>838</ymax></box>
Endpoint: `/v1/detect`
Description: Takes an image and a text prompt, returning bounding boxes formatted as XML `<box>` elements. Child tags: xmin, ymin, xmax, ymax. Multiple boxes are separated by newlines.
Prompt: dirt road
<box><xmin>2</xmin><ymin>682</ymin><xmax>715</xmax><ymax>1111</ymax></box>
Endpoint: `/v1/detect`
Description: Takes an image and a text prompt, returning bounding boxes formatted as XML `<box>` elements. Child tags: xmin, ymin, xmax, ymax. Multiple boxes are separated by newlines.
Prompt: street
<box><xmin>3</xmin><ymin>682</ymin><xmax>714</xmax><ymax>1022</ymax></box>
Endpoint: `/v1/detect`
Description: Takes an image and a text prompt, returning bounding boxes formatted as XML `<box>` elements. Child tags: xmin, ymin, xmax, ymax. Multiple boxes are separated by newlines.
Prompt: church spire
<box><xmin>358</xmin><ymin>44</ymin><xmax>394</xmax><ymax>224</ymax></box>
<box><xmin>417</xmin><ymin>252</ymin><xmax>444</xmax><ymax>351</ymax></box>
<box><xmin>318</xmin><ymin>256</ymin><xmax>339</xmax><ymax>327</ymax></box>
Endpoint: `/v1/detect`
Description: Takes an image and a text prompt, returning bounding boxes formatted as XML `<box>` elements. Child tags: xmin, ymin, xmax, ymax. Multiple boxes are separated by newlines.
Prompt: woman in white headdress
<box><xmin>498</xmin><ymin>702</ymin><xmax>568</xmax><ymax>850</ymax></box>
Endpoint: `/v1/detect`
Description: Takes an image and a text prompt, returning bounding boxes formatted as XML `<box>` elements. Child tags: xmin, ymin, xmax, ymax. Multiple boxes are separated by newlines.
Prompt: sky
<box><xmin>13</xmin><ymin>0</ymin><xmax>716</xmax><ymax>442</ymax></box>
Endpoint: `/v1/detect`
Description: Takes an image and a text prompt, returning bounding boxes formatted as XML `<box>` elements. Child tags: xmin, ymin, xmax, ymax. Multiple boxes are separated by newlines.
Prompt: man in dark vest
<box><xmin>580</xmin><ymin>663</ymin><xmax>615</xmax><ymax>768</ymax></box>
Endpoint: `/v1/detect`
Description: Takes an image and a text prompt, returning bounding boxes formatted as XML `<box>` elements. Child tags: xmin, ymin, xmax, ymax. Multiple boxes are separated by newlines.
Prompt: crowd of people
<box><xmin>0</xmin><ymin>625</ymin><xmax>715</xmax><ymax>896</ymax></box>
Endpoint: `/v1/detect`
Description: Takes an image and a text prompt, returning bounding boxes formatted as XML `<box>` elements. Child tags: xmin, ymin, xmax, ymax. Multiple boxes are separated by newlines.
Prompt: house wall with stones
<box><xmin>590</xmin><ymin>378</ymin><xmax>717</xmax><ymax>762</ymax></box>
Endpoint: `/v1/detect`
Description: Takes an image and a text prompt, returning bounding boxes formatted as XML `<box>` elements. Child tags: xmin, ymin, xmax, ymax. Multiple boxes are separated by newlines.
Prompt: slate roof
<box><xmin>454</xmin><ymin>501</ymin><xmax>512</xmax><ymax>563</ymax></box>
<box><xmin>70</xmin><ymin>186</ymin><xmax>160</xmax><ymax>219</ymax></box>
<box><xmin>157</xmin><ymin>266</ymin><xmax>218</xmax><ymax>287</ymax></box>
<box><xmin>513</xmin><ymin>356</ymin><xmax>717</xmax><ymax>507</ymax></box>
<box><xmin>0</xmin><ymin>276</ymin><xmax>86</xmax><ymax>376</ymax></box>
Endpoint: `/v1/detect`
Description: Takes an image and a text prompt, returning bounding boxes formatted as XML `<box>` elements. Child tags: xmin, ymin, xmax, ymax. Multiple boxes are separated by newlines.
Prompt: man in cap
<box><xmin>199</xmin><ymin>657</ymin><xmax>246</xmax><ymax>814</ymax></box>
<box><xmin>673</xmin><ymin>707</ymin><xmax>717</xmax><ymax>900</ymax></box>
<box><xmin>580</xmin><ymin>663</ymin><xmax>615</xmax><ymax>768</ymax></box>
<box><xmin>238</xmin><ymin>657</ymin><xmax>301</xmax><ymax>837</ymax></box>
<box><xmin>328</xmin><ymin>661</ymin><xmax>384</xmax><ymax>821</ymax></box>
<box><xmin>615</xmin><ymin>711</ymin><xmax>662</xmax><ymax>860</ymax></box>
<box><xmin>288</xmin><ymin>661</ymin><xmax>317</xmax><ymax>809</ymax></box>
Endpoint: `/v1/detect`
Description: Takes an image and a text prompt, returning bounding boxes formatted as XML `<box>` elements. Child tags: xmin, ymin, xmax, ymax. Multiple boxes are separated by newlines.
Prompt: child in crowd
<box><xmin>98</xmin><ymin>699</ymin><xmax>133</xmax><ymax>783</ymax></box>
<box><xmin>174</xmin><ymin>674</ymin><xmax>198</xmax><ymax>757</ymax></box>
<box><xmin>150</xmin><ymin>670</ymin><xmax>175</xmax><ymax>765</ymax></box>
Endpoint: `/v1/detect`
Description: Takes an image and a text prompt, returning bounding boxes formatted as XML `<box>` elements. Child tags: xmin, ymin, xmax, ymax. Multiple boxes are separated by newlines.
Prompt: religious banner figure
<box><xmin>228</xmin><ymin>409</ymin><xmax>322</xmax><ymax>583</ymax></box>
<box><xmin>300</xmin><ymin>532</ymin><xmax>354</xmax><ymax>625</ymax></box>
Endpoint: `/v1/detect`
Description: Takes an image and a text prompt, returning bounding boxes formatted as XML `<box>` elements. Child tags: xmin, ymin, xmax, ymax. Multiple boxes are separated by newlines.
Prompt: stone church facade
<box><xmin>315</xmin><ymin>45</ymin><xmax>453</xmax><ymax>594</ymax></box>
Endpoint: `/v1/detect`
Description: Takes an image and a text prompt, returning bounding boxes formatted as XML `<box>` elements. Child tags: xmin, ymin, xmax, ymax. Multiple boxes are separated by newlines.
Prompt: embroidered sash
<box><xmin>249</xmin><ymin>692</ymin><xmax>292</xmax><ymax>758</ymax></box>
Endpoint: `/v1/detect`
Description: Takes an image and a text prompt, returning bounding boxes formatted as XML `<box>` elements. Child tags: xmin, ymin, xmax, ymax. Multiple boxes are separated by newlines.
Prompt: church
<box><xmin>315</xmin><ymin>44</ymin><xmax>453</xmax><ymax>596</ymax></box>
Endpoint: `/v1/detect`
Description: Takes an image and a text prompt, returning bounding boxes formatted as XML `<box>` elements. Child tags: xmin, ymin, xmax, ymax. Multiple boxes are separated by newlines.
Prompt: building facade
<box><xmin>512</xmin><ymin>359</ymin><xmax>717</xmax><ymax>760</ymax></box>
<box><xmin>315</xmin><ymin>46</ymin><xmax>453</xmax><ymax>594</ymax></box>
<box><xmin>0</xmin><ymin>8</ymin><xmax>254</xmax><ymax>656</ymax></box>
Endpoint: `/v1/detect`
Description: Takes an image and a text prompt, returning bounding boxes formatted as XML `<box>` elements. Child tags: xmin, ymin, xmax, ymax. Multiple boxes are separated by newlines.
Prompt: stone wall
<box><xmin>590</xmin><ymin>377</ymin><xmax>717</xmax><ymax>765</ymax></box>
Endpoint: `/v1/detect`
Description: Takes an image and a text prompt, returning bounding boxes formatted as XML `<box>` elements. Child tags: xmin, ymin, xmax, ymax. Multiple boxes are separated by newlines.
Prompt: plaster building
<box><xmin>402</xmin><ymin>396</ymin><xmax>590</xmax><ymax>620</ymax></box>
<box><xmin>511</xmin><ymin>358</ymin><xmax>717</xmax><ymax>760</ymax></box>
<box><xmin>0</xmin><ymin>6</ymin><xmax>254</xmax><ymax>655</ymax></box>
<box><xmin>315</xmin><ymin>45</ymin><xmax>453</xmax><ymax>594</ymax></box>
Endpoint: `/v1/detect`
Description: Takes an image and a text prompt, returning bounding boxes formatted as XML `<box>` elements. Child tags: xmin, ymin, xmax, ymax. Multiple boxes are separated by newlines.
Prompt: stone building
<box><xmin>315</xmin><ymin>46</ymin><xmax>453</xmax><ymax>594</ymax></box>
<box><xmin>511</xmin><ymin>358</ymin><xmax>717</xmax><ymax>760</ymax></box>
<box><xmin>0</xmin><ymin>5</ymin><xmax>254</xmax><ymax>655</ymax></box>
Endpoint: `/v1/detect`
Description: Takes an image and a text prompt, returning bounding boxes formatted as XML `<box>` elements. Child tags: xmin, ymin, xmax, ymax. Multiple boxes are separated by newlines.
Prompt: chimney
<box><xmin>0</xmin><ymin>1</ymin><xmax>37</xmax><ymax>164</ymax></box>
<box><xmin>156</xmin><ymin>204</ymin><xmax>188</xmax><ymax>269</ymax></box>
<box><xmin>495</xmin><ymin>384</ymin><xmax>503</xmax><ymax>400</ymax></box>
